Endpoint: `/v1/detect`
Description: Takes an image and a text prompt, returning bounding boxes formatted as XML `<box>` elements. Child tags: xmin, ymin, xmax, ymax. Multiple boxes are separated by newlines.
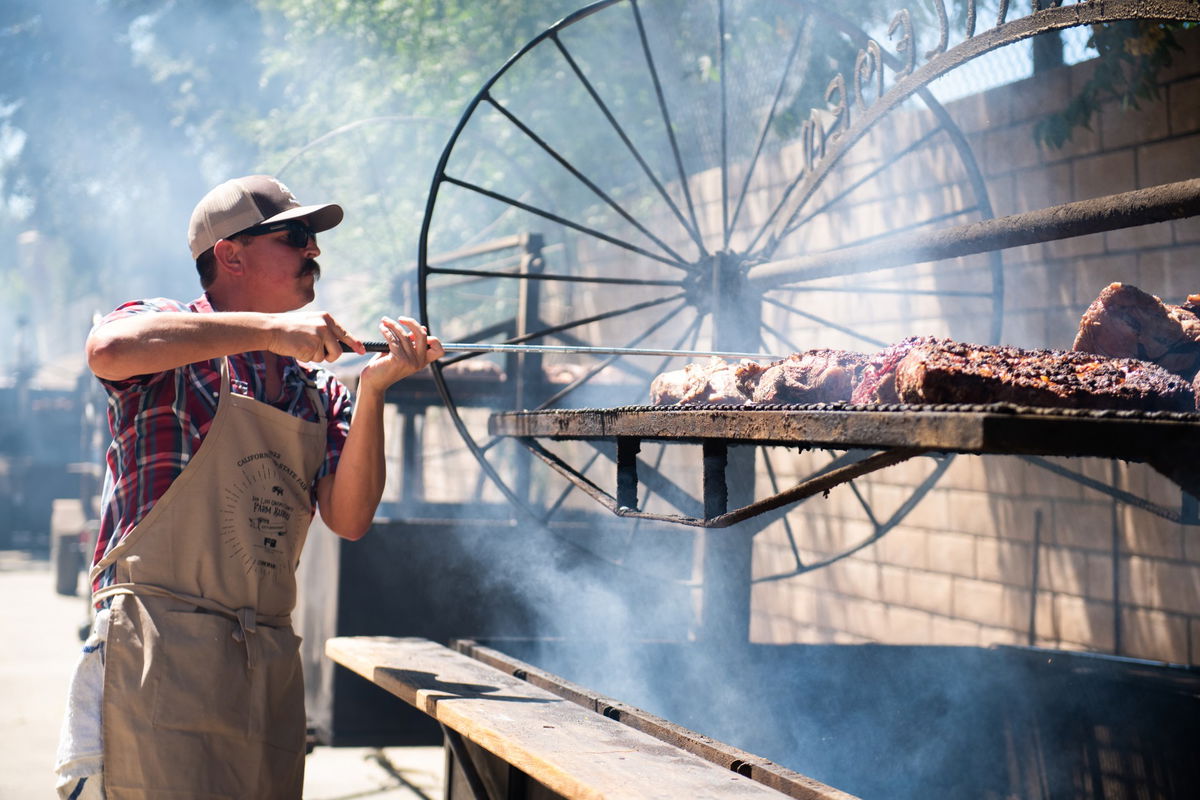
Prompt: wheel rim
<box><xmin>416</xmin><ymin>0</ymin><xmax>1200</xmax><ymax>578</ymax></box>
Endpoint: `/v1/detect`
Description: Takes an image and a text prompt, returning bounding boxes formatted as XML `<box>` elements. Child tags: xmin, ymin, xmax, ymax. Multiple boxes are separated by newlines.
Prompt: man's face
<box><xmin>237</xmin><ymin>226</ymin><xmax>322</xmax><ymax>312</ymax></box>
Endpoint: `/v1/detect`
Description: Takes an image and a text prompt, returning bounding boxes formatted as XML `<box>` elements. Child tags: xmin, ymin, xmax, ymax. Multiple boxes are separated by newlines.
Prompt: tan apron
<box><xmin>91</xmin><ymin>357</ymin><xmax>327</xmax><ymax>800</ymax></box>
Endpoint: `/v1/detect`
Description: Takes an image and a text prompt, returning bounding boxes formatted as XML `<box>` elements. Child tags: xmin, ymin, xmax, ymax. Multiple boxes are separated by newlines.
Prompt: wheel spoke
<box><xmin>629</xmin><ymin>0</ymin><xmax>706</xmax><ymax>253</ymax></box>
<box><xmin>443</xmin><ymin>292</ymin><xmax>689</xmax><ymax>372</ymax></box>
<box><xmin>535</xmin><ymin>299</ymin><xmax>691</xmax><ymax>410</ymax></box>
<box><xmin>774</xmin><ymin>125</ymin><xmax>947</xmax><ymax>245</ymax></box>
<box><xmin>483</xmin><ymin>93</ymin><xmax>694</xmax><ymax>265</ymax></box>
<box><xmin>718</xmin><ymin>0</ymin><xmax>729</xmax><ymax>248</ymax></box>
<box><xmin>762</xmin><ymin>295</ymin><xmax>887</xmax><ymax>348</ymax></box>
<box><xmin>762</xmin><ymin>450</ymin><xmax>804</xmax><ymax>571</ymax></box>
<box><xmin>428</xmin><ymin>265</ymin><xmax>683</xmax><ymax>288</ymax></box>
<box><xmin>773</xmin><ymin>285</ymin><xmax>991</xmax><ymax>299</ymax></box>
<box><xmin>441</xmin><ymin>174</ymin><xmax>690</xmax><ymax>270</ymax></box>
<box><xmin>728</xmin><ymin>17</ymin><xmax>808</xmax><ymax>242</ymax></box>
<box><xmin>550</xmin><ymin>33</ymin><xmax>707</xmax><ymax>256</ymax></box>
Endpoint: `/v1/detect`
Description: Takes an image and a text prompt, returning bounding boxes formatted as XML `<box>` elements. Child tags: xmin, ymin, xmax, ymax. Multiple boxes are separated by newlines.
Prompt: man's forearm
<box><xmin>86</xmin><ymin>312</ymin><xmax>275</xmax><ymax>380</ymax></box>
<box><xmin>317</xmin><ymin>386</ymin><xmax>387</xmax><ymax>540</ymax></box>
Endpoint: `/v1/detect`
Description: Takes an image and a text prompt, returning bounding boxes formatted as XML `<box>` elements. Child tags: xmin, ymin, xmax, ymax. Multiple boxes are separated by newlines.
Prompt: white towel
<box><xmin>54</xmin><ymin>609</ymin><xmax>109</xmax><ymax>783</ymax></box>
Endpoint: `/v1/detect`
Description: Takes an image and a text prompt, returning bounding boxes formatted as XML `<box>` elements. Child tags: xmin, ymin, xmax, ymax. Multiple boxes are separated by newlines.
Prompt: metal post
<box><xmin>695</xmin><ymin>252</ymin><xmax>759</xmax><ymax>643</ymax></box>
<box><xmin>513</xmin><ymin>234</ymin><xmax>545</xmax><ymax>506</ymax></box>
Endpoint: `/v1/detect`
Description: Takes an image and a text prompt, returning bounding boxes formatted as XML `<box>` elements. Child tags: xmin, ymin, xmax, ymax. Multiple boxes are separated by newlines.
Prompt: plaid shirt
<box><xmin>91</xmin><ymin>294</ymin><xmax>353</xmax><ymax>594</ymax></box>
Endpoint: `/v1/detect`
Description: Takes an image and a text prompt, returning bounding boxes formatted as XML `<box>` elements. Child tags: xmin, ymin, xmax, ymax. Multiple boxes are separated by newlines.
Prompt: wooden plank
<box><xmin>326</xmin><ymin>636</ymin><xmax>805</xmax><ymax>800</ymax></box>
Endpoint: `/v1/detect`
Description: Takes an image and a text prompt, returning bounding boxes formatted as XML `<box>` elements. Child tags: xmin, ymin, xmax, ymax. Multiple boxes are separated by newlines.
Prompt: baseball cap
<box><xmin>187</xmin><ymin>175</ymin><xmax>344</xmax><ymax>259</ymax></box>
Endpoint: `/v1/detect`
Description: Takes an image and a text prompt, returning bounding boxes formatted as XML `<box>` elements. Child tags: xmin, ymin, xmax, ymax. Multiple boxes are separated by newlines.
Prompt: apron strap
<box><xmin>94</xmin><ymin>583</ymin><xmax>291</xmax><ymax>670</ymax></box>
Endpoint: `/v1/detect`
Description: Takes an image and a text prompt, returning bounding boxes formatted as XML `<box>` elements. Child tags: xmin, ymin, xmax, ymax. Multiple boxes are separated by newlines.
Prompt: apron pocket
<box><xmin>150</xmin><ymin>609</ymin><xmax>305</xmax><ymax>753</ymax></box>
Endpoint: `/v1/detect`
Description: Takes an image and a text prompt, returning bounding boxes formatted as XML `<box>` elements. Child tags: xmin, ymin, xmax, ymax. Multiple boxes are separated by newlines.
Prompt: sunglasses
<box><xmin>236</xmin><ymin>219</ymin><xmax>314</xmax><ymax>249</ymax></box>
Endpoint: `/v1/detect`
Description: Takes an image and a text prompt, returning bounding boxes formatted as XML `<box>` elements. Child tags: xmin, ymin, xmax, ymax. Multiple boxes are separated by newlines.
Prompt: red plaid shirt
<box><xmin>90</xmin><ymin>294</ymin><xmax>353</xmax><ymax>593</ymax></box>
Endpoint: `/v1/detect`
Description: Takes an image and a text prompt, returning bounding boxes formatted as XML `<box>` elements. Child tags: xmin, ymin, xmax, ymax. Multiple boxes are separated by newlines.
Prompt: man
<box><xmin>55</xmin><ymin>175</ymin><xmax>443</xmax><ymax>799</ymax></box>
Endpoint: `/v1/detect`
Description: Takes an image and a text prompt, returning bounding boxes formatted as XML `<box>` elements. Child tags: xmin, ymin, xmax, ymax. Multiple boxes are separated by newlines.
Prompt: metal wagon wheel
<box><xmin>417</xmin><ymin>0</ymin><xmax>1200</xmax><ymax>581</ymax></box>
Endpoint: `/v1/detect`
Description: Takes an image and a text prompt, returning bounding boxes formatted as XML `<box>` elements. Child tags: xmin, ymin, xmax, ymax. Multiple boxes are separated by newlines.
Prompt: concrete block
<box><xmin>976</xmin><ymin>537</ymin><xmax>1034</xmax><ymax>586</ymax></box>
<box><xmin>1012</xmin><ymin>162</ymin><xmax>1072</xmax><ymax>214</ymax></box>
<box><xmin>1072</xmin><ymin>254</ymin><xmax>1136</xmax><ymax>306</ymax></box>
<box><xmin>953</xmin><ymin>576</ymin><xmax>1029</xmax><ymax>629</ymax></box>
<box><xmin>1039</xmin><ymin>545</ymin><xmax>1092</xmax><ymax>597</ymax></box>
<box><xmin>1120</xmin><ymin>606</ymin><xmax>1189</xmax><ymax>664</ymax></box>
<box><xmin>1086</xmin><ymin>552</ymin><xmax>1117</xmax><ymax>603</ymax></box>
<box><xmin>1045</xmin><ymin>230</ymin><xmax>1106</xmax><ymax>260</ymax></box>
<box><xmin>930</xmin><ymin>615</ymin><xmax>982</xmax><ymax>646</ymax></box>
<box><xmin>947</xmin><ymin>83</ymin><xmax>1012</xmax><ymax>134</ymax></box>
<box><xmin>1072</xmin><ymin>149</ymin><xmax>1137</xmax><ymax>200</ymax></box>
<box><xmin>1121</xmin><ymin>555</ymin><xmax>1200</xmax><ymax>615</ymax></box>
<box><xmin>1135</xmin><ymin>245</ymin><xmax>1200</xmax><ymax>300</ymax></box>
<box><xmin>1048</xmin><ymin>500</ymin><xmax>1116</xmax><ymax>552</ymax></box>
<box><xmin>1173</xmin><ymin>215</ymin><xmax>1200</xmax><ymax>245</ymax></box>
<box><xmin>1118</xmin><ymin>506</ymin><xmax>1184</xmax><ymax>560</ymax></box>
<box><xmin>1168</xmin><ymin>76</ymin><xmax>1200</xmax><ymax>135</ymax></box>
<box><xmin>905</xmin><ymin>569</ymin><xmax>955</xmax><ymax>614</ymax></box>
<box><xmin>1105</xmin><ymin>219</ymin><xmax>1175</xmax><ymax>252</ymax></box>
<box><xmin>1099</xmin><ymin>97</ymin><xmax>1170</xmax><ymax>151</ymax></box>
<box><xmin>1010</xmin><ymin>68</ymin><xmax>1071</xmax><ymax>125</ymax></box>
<box><xmin>875</xmin><ymin>525</ymin><xmax>929</xmax><ymax>570</ymax></box>
<box><xmin>985</xmin><ymin>122</ymin><xmax>1044</xmax><ymax>175</ymax></box>
<box><xmin>926</xmin><ymin>530</ymin><xmax>978</xmax><ymax>577</ymax></box>
<box><xmin>882</xmin><ymin>604</ymin><xmax>935</xmax><ymax>643</ymax></box>
<box><xmin>879</xmin><ymin>564</ymin><xmax>910</xmax><ymax>605</ymax></box>
<box><xmin>1052</xmin><ymin>593</ymin><xmax>1117</xmax><ymax>653</ymax></box>
<box><xmin>1138</xmin><ymin>134</ymin><xmax>1200</xmax><ymax>190</ymax></box>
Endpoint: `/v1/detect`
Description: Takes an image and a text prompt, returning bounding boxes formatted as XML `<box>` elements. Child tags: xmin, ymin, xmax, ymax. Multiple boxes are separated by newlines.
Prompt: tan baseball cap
<box><xmin>187</xmin><ymin>175</ymin><xmax>344</xmax><ymax>259</ymax></box>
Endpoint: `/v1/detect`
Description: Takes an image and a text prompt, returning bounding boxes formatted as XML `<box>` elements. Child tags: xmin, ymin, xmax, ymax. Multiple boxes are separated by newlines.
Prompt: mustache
<box><xmin>299</xmin><ymin>259</ymin><xmax>321</xmax><ymax>281</ymax></box>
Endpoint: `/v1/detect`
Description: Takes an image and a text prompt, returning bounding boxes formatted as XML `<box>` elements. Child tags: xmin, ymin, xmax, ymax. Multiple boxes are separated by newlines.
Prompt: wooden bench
<box><xmin>326</xmin><ymin>636</ymin><xmax>814</xmax><ymax>799</ymax></box>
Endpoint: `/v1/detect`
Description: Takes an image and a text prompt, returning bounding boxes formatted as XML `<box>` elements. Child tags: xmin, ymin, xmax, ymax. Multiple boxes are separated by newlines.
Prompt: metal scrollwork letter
<box><xmin>888</xmin><ymin>9</ymin><xmax>915</xmax><ymax>78</ymax></box>
<box><xmin>802</xmin><ymin>113</ymin><xmax>825</xmax><ymax>173</ymax></box>
<box><xmin>854</xmin><ymin>41</ymin><xmax>883</xmax><ymax>111</ymax></box>
<box><xmin>925</xmin><ymin>0</ymin><xmax>949</xmax><ymax>59</ymax></box>
<box><xmin>825</xmin><ymin>73</ymin><xmax>848</xmax><ymax>143</ymax></box>
<box><xmin>997</xmin><ymin>0</ymin><xmax>1009</xmax><ymax>26</ymax></box>
<box><xmin>965</xmin><ymin>0</ymin><xmax>977</xmax><ymax>38</ymax></box>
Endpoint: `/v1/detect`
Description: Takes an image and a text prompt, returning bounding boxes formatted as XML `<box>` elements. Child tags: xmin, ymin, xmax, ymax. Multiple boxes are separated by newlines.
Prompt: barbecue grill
<box><xmin>306</xmin><ymin>0</ymin><xmax>1200</xmax><ymax>796</ymax></box>
<box><xmin>415</xmin><ymin>0</ymin><xmax>1200</xmax><ymax>633</ymax></box>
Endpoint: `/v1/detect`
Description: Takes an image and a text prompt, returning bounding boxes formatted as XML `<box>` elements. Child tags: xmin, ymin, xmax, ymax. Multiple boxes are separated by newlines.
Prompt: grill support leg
<box><xmin>616</xmin><ymin>437</ymin><xmax>641</xmax><ymax>510</ymax></box>
<box><xmin>697</xmin><ymin>442</ymin><xmax>753</xmax><ymax>643</ymax></box>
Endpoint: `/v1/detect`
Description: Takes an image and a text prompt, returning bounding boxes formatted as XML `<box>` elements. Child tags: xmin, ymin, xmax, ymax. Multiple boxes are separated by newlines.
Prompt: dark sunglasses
<box><xmin>236</xmin><ymin>219</ymin><xmax>314</xmax><ymax>249</ymax></box>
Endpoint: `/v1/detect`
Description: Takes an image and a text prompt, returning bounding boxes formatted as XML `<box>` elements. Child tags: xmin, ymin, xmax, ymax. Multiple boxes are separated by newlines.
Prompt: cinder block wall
<box><xmin>747</xmin><ymin>29</ymin><xmax>1200</xmax><ymax>665</ymax></box>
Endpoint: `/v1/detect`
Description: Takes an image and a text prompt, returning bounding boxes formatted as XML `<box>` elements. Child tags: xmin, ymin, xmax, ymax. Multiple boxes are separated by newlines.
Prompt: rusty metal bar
<box><xmin>616</xmin><ymin>437</ymin><xmax>641</xmax><ymax>510</ymax></box>
<box><xmin>749</xmin><ymin>178</ymin><xmax>1200</xmax><ymax>288</ymax></box>
<box><xmin>706</xmin><ymin>447</ymin><xmax>927</xmax><ymax>528</ymax></box>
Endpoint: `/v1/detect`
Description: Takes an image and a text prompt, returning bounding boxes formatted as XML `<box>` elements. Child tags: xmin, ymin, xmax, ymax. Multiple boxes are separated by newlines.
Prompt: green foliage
<box><xmin>1034</xmin><ymin>20</ymin><xmax>1190</xmax><ymax>149</ymax></box>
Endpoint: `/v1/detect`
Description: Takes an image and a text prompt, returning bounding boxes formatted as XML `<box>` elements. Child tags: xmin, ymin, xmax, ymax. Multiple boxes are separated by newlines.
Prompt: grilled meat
<box><xmin>892</xmin><ymin>338</ymin><xmax>1194</xmax><ymax>412</ymax></box>
<box><xmin>744</xmin><ymin>349</ymin><xmax>867</xmax><ymax>404</ymax></box>
<box><xmin>851</xmin><ymin>337</ymin><xmax>927</xmax><ymax>404</ymax></box>
<box><xmin>1073</xmin><ymin>282</ymin><xmax>1200</xmax><ymax>378</ymax></box>
<box><xmin>650</xmin><ymin>357</ymin><xmax>750</xmax><ymax>405</ymax></box>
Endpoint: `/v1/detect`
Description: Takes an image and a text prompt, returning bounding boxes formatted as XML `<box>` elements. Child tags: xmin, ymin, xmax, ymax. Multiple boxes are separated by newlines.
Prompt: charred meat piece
<box><xmin>744</xmin><ymin>349</ymin><xmax>867</xmax><ymax>404</ymax></box>
<box><xmin>893</xmin><ymin>339</ymin><xmax>1195</xmax><ymax>412</ymax></box>
<box><xmin>851</xmin><ymin>336</ymin><xmax>940</xmax><ymax>404</ymax></box>
<box><xmin>650</xmin><ymin>357</ymin><xmax>750</xmax><ymax>405</ymax></box>
<box><xmin>1073</xmin><ymin>282</ymin><xmax>1200</xmax><ymax>378</ymax></box>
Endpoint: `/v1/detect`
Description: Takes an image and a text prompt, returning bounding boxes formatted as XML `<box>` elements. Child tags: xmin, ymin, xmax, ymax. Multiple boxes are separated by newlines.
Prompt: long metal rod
<box><xmin>349</xmin><ymin>340</ymin><xmax>782</xmax><ymax>360</ymax></box>
<box><xmin>749</xmin><ymin>177</ymin><xmax>1200</xmax><ymax>289</ymax></box>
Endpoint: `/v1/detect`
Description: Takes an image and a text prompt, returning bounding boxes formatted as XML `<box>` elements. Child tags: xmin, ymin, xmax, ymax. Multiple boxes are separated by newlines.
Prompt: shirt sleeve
<box><xmin>91</xmin><ymin>298</ymin><xmax>194</xmax><ymax>391</ymax></box>
<box><xmin>315</xmin><ymin>371</ymin><xmax>353</xmax><ymax>483</ymax></box>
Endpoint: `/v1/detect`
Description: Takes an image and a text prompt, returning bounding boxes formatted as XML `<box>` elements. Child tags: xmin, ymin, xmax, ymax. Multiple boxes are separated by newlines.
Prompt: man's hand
<box><xmin>267</xmin><ymin>311</ymin><xmax>366</xmax><ymax>363</ymax></box>
<box><xmin>357</xmin><ymin>316</ymin><xmax>444</xmax><ymax>393</ymax></box>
